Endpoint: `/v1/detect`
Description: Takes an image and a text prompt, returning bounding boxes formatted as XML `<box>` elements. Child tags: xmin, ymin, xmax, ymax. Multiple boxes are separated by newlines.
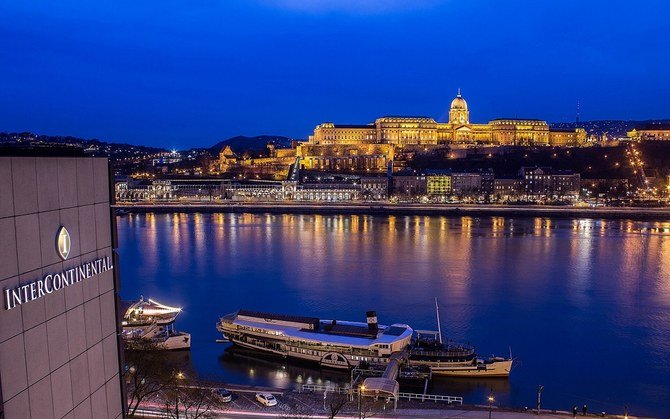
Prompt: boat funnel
<box><xmin>366</xmin><ymin>311</ymin><xmax>378</xmax><ymax>334</ymax></box>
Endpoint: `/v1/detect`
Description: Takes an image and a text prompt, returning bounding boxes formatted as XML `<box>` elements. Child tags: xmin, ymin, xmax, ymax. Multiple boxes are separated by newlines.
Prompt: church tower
<box><xmin>449</xmin><ymin>88</ymin><xmax>470</xmax><ymax>125</ymax></box>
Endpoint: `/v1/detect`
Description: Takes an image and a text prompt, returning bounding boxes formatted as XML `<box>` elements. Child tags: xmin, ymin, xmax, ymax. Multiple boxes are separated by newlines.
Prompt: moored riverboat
<box><xmin>406</xmin><ymin>299</ymin><xmax>513</xmax><ymax>377</ymax></box>
<box><xmin>408</xmin><ymin>330</ymin><xmax>512</xmax><ymax>377</ymax></box>
<box><xmin>216</xmin><ymin>309</ymin><xmax>413</xmax><ymax>369</ymax></box>
<box><xmin>122</xmin><ymin>297</ymin><xmax>190</xmax><ymax>350</ymax></box>
<box><xmin>123</xmin><ymin>296</ymin><xmax>182</xmax><ymax>326</ymax></box>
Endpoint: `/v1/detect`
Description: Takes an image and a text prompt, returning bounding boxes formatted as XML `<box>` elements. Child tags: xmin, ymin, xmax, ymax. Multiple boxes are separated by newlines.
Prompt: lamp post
<box><xmin>175</xmin><ymin>371</ymin><xmax>185</xmax><ymax>419</ymax></box>
<box><xmin>488</xmin><ymin>390</ymin><xmax>494</xmax><ymax>419</ymax></box>
<box><xmin>358</xmin><ymin>385</ymin><xmax>365</xmax><ymax>419</ymax></box>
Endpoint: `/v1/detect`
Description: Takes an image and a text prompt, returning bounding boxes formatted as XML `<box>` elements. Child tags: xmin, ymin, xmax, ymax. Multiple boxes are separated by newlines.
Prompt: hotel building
<box><xmin>0</xmin><ymin>155</ymin><xmax>124</xmax><ymax>419</ymax></box>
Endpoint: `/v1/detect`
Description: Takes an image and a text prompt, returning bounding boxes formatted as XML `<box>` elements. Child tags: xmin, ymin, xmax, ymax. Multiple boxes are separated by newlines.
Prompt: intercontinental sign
<box><xmin>3</xmin><ymin>226</ymin><xmax>114</xmax><ymax>310</ymax></box>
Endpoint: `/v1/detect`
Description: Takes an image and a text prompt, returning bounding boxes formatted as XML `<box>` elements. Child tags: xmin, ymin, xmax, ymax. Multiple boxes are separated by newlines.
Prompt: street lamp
<box><xmin>358</xmin><ymin>385</ymin><xmax>366</xmax><ymax>419</ymax></box>
<box><xmin>175</xmin><ymin>371</ymin><xmax>185</xmax><ymax>418</ymax></box>
<box><xmin>488</xmin><ymin>390</ymin><xmax>494</xmax><ymax>419</ymax></box>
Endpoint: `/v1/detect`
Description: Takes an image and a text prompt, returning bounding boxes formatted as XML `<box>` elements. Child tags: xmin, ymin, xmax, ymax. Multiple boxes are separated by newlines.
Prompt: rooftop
<box><xmin>332</xmin><ymin>124</ymin><xmax>374</xmax><ymax>129</ymax></box>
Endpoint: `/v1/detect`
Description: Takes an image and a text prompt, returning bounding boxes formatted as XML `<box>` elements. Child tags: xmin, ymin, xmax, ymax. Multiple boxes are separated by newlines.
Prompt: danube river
<box><xmin>117</xmin><ymin>213</ymin><xmax>670</xmax><ymax>417</ymax></box>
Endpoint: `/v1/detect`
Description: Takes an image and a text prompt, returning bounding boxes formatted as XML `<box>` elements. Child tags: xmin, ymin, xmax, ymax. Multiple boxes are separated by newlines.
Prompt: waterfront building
<box><xmin>293</xmin><ymin>183</ymin><xmax>361</xmax><ymax>201</ymax></box>
<box><xmin>426</xmin><ymin>173</ymin><xmax>452</xmax><ymax>196</ymax></box>
<box><xmin>493</xmin><ymin>177</ymin><xmax>524</xmax><ymax>199</ymax></box>
<box><xmin>521</xmin><ymin>167</ymin><xmax>580</xmax><ymax>198</ymax></box>
<box><xmin>551</xmin><ymin>170</ymin><xmax>581</xmax><ymax>198</ymax></box>
<box><xmin>0</xmin><ymin>155</ymin><xmax>124</xmax><ymax>418</ymax></box>
<box><xmin>627</xmin><ymin>124</ymin><xmax>670</xmax><ymax>141</ymax></box>
<box><xmin>521</xmin><ymin>167</ymin><xmax>554</xmax><ymax>196</ymax></box>
<box><xmin>222</xmin><ymin>180</ymin><xmax>285</xmax><ymax>200</ymax></box>
<box><xmin>392</xmin><ymin>171</ymin><xmax>427</xmax><ymax>197</ymax></box>
<box><xmin>451</xmin><ymin>173</ymin><xmax>483</xmax><ymax>196</ymax></box>
<box><xmin>360</xmin><ymin>177</ymin><xmax>389</xmax><ymax>200</ymax></box>
<box><xmin>480</xmin><ymin>169</ymin><xmax>495</xmax><ymax>195</ymax></box>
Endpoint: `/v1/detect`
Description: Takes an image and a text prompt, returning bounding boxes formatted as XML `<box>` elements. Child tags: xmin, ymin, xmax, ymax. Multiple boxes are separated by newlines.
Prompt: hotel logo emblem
<box><xmin>56</xmin><ymin>226</ymin><xmax>71</xmax><ymax>260</ymax></box>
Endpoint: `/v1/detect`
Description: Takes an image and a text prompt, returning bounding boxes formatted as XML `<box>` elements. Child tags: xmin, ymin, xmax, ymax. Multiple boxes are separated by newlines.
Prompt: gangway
<box><xmin>359</xmin><ymin>350</ymin><xmax>409</xmax><ymax>409</ymax></box>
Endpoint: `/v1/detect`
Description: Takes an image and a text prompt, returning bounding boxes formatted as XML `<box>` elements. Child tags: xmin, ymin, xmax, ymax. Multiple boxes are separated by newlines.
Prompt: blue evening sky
<box><xmin>1</xmin><ymin>0</ymin><xmax>669</xmax><ymax>149</ymax></box>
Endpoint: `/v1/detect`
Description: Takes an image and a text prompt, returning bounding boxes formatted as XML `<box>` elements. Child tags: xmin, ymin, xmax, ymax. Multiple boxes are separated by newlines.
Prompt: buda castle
<box><xmin>295</xmin><ymin>90</ymin><xmax>586</xmax><ymax>172</ymax></box>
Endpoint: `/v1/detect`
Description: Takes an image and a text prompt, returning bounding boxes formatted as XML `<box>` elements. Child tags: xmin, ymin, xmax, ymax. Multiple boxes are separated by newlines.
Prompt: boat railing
<box><xmin>409</xmin><ymin>349</ymin><xmax>474</xmax><ymax>358</ymax></box>
<box><xmin>288</xmin><ymin>342</ymin><xmax>379</xmax><ymax>357</ymax></box>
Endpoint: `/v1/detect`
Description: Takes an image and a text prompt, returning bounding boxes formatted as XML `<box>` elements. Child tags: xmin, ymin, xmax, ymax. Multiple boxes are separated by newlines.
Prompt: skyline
<box><xmin>2</xmin><ymin>0</ymin><xmax>670</xmax><ymax>149</ymax></box>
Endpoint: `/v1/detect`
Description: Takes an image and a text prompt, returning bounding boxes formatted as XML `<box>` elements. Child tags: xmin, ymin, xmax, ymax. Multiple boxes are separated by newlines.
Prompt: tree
<box><xmin>124</xmin><ymin>339</ymin><xmax>179</xmax><ymax>417</ymax></box>
<box><xmin>327</xmin><ymin>393</ymin><xmax>349</xmax><ymax>419</ymax></box>
<box><xmin>162</xmin><ymin>376</ymin><xmax>222</xmax><ymax>419</ymax></box>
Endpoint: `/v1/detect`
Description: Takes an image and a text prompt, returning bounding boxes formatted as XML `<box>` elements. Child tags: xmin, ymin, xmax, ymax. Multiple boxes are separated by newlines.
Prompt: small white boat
<box><xmin>122</xmin><ymin>297</ymin><xmax>190</xmax><ymax>351</ymax></box>
<box><xmin>123</xmin><ymin>296</ymin><xmax>182</xmax><ymax>326</ymax></box>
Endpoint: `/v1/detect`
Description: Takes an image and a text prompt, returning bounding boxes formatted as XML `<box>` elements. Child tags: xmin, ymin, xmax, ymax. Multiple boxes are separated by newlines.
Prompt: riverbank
<box><xmin>114</xmin><ymin>202</ymin><xmax>670</xmax><ymax>221</ymax></box>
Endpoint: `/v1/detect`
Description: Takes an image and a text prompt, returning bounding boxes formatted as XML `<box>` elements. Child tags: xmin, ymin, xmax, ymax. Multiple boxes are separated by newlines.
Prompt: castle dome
<box><xmin>450</xmin><ymin>88</ymin><xmax>468</xmax><ymax>110</ymax></box>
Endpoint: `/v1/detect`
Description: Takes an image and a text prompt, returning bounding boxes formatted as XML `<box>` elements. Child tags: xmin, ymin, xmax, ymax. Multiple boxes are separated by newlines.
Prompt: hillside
<box><xmin>0</xmin><ymin>132</ymin><xmax>168</xmax><ymax>159</ymax></box>
<box><xmin>413</xmin><ymin>142</ymin><xmax>670</xmax><ymax>181</ymax></box>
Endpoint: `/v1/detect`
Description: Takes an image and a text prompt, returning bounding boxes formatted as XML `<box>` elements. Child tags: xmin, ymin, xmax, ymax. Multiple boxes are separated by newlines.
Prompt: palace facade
<box><xmin>294</xmin><ymin>90</ymin><xmax>586</xmax><ymax>172</ymax></box>
<box><xmin>305</xmin><ymin>90</ymin><xmax>586</xmax><ymax>147</ymax></box>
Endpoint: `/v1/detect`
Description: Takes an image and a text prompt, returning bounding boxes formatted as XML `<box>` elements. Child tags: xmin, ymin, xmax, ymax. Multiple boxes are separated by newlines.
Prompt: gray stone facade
<box><xmin>0</xmin><ymin>157</ymin><xmax>124</xmax><ymax>419</ymax></box>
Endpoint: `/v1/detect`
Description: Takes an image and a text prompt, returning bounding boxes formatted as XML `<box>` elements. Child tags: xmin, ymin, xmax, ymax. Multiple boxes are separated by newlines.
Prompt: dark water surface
<box><xmin>116</xmin><ymin>213</ymin><xmax>670</xmax><ymax>417</ymax></box>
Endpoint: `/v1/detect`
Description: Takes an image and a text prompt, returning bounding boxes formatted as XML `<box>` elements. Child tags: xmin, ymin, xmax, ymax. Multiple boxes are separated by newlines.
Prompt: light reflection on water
<box><xmin>117</xmin><ymin>213</ymin><xmax>670</xmax><ymax>417</ymax></box>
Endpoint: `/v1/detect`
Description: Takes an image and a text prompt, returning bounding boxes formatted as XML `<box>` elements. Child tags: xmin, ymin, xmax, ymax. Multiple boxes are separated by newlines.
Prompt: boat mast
<box><xmin>435</xmin><ymin>298</ymin><xmax>443</xmax><ymax>345</ymax></box>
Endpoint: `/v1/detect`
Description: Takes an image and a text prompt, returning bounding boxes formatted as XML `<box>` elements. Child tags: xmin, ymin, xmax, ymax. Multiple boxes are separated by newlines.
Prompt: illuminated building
<box><xmin>360</xmin><ymin>177</ymin><xmax>389</xmax><ymax>200</ymax></box>
<box><xmin>451</xmin><ymin>173</ymin><xmax>483</xmax><ymax>195</ymax></box>
<box><xmin>627</xmin><ymin>124</ymin><xmax>670</xmax><ymax>141</ymax></box>
<box><xmin>494</xmin><ymin>177</ymin><xmax>524</xmax><ymax>198</ymax></box>
<box><xmin>308</xmin><ymin>90</ymin><xmax>587</xmax><ymax>149</ymax></box>
<box><xmin>295</xmin><ymin>144</ymin><xmax>393</xmax><ymax>172</ymax></box>
<box><xmin>521</xmin><ymin>167</ymin><xmax>580</xmax><ymax>198</ymax></box>
<box><xmin>427</xmin><ymin>173</ymin><xmax>452</xmax><ymax>196</ymax></box>
<box><xmin>392</xmin><ymin>171</ymin><xmax>427</xmax><ymax>196</ymax></box>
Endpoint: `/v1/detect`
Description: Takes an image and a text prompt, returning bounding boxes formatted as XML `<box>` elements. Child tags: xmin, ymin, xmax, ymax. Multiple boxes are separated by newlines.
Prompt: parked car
<box><xmin>214</xmin><ymin>388</ymin><xmax>233</xmax><ymax>403</ymax></box>
<box><xmin>255</xmin><ymin>392</ymin><xmax>277</xmax><ymax>407</ymax></box>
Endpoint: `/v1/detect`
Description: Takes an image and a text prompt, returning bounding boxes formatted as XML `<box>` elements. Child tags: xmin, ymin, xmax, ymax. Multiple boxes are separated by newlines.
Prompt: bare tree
<box><xmin>124</xmin><ymin>339</ymin><xmax>178</xmax><ymax>417</ymax></box>
<box><xmin>327</xmin><ymin>393</ymin><xmax>350</xmax><ymax>419</ymax></box>
<box><xmin>162</xmin><ymin>376</ymin><xmax>223</xmax><ymax>419</ymax></box>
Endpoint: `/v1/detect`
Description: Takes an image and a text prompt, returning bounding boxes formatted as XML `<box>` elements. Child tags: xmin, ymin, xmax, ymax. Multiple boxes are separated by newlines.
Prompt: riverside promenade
<box><xmin>132</xmin><ymin>384</ymin><xmax>646</xmax><ymax>419</ymax></box>
<box><xmin>115</xmin><ymin>201</ymin><xmax>670</xmax><ymax>221</ymax></box>
<box><xmin>134</xmin><ymin>390</ymin><xmax>643</xmax><ymax>418</ymax></box>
